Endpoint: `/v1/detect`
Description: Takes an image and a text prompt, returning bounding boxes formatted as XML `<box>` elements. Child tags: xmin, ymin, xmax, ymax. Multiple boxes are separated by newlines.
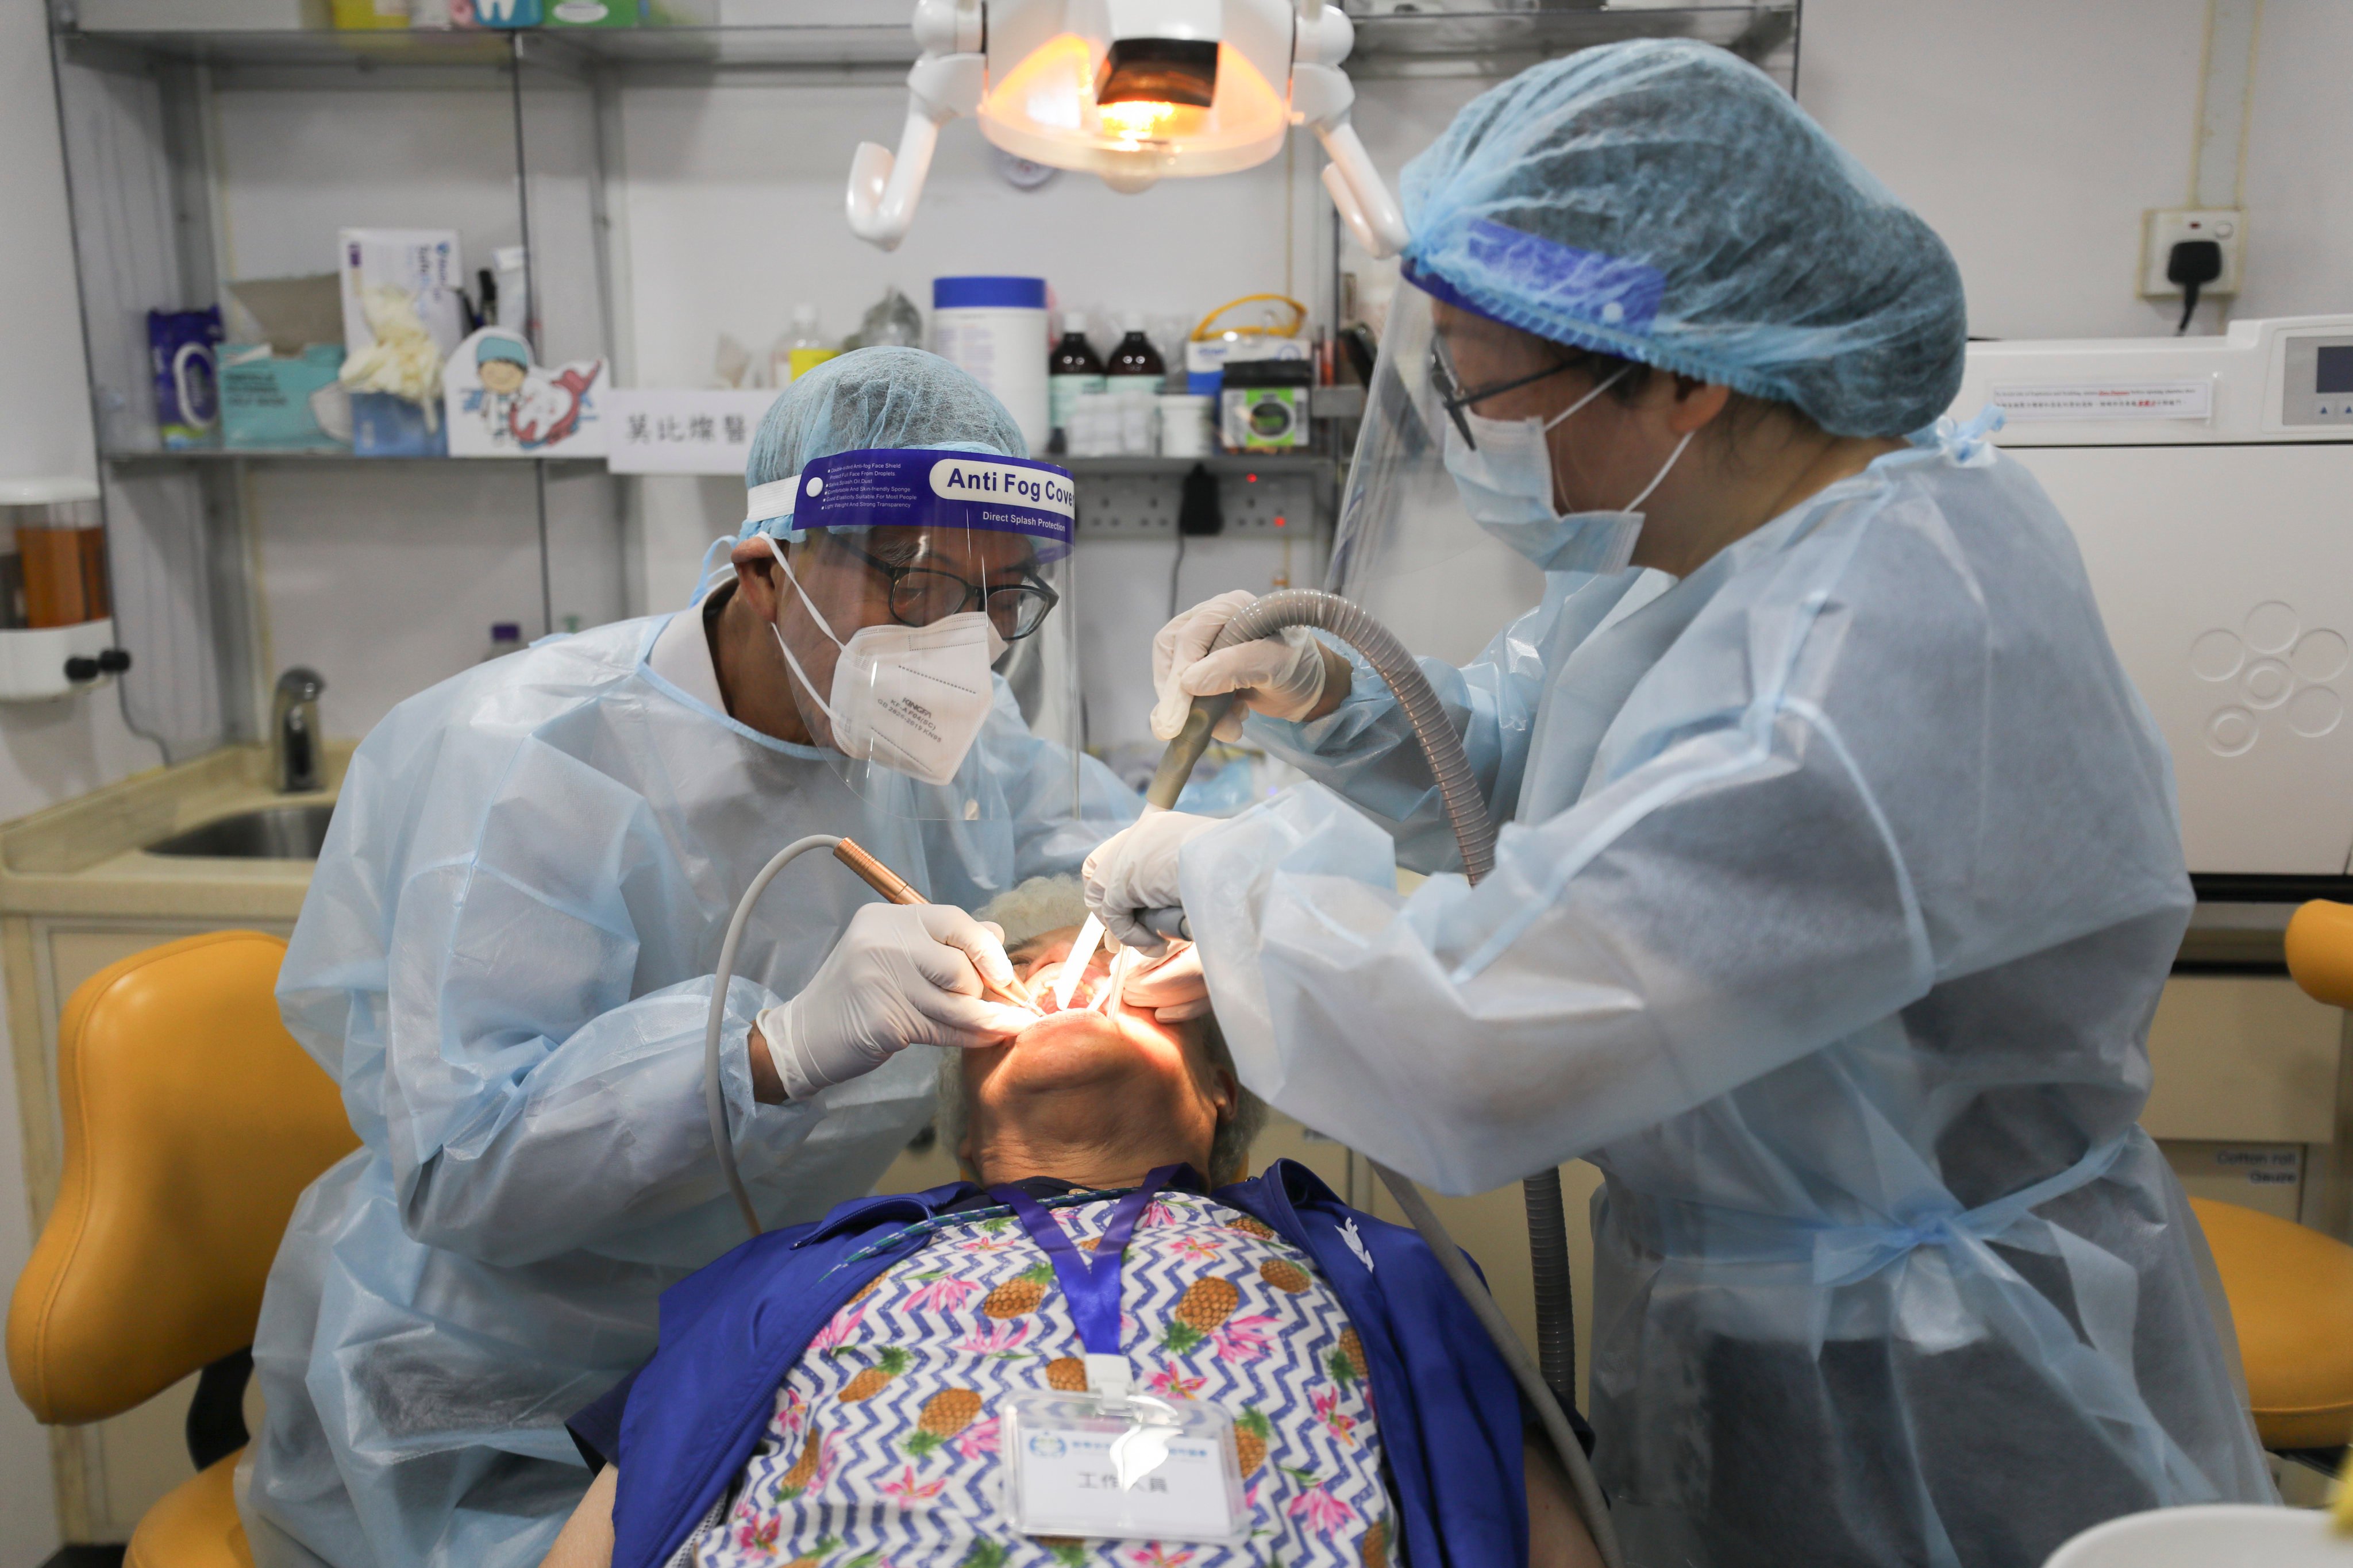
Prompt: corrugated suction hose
<box><xmin>1147</xmin><ymin>588</ymin><xmax>1618</xmax><ymax>1568</ymax></box>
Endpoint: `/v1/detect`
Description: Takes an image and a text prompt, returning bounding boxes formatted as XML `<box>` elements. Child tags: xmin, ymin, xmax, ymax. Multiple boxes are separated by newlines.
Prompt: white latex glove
<box><xmin>757</xmin><ymin>903</ymin><xmax>1034</xmax><ymax>1101</ymax></box>
<box><xmin>1123</xmin><ymin>941</ymin><xmax>1210</xmax><ymax>1023</ymax></box>
<box><xmin>1150</xmin><ymin>590</ymin><xmax>1328</xmax><ymax>743</ymax></box>
<box><xmin>1083</xmin><ymin>810</ymin><xmax>1220</xmax><ymax>954</ymax></box>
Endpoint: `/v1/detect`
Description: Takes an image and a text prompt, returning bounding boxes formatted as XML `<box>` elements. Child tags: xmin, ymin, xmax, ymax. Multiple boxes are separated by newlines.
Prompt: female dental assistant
<box><xmin>1085</xmin><ymin>41</ymin><xmax>2271</xmax><ymax>1568</ymax></box>
<box><xmin>244</xmin><ymin>349</ymin><xmax>1136</xmax><ymax>1568</ymax></box>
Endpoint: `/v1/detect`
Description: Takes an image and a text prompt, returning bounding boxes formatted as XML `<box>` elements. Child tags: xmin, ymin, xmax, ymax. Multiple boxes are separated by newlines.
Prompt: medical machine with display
<box><xmin>845</xmin><ymin>1</ymin><xmax>1407</xmax><ymax>257</ymax></box>
<box><xmin>1951</xmin><ymin>315</ymin><xmax>2353</xmax><ymax>895</ymax></box>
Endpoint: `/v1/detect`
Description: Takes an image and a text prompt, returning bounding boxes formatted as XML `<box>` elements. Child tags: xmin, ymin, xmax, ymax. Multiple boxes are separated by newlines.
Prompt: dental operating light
<box><xmin>845</xmin><ymin>0</ymin><xmax>1410</xmax><ymax>257</ymax></box>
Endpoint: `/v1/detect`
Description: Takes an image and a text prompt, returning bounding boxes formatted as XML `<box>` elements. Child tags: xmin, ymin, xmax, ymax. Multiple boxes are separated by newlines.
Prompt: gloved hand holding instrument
<box><xmin>707</xmin><ymin>835</ymin><xmax>1037</xmax><ymax>1229</ymax></box>
<box><xmin>1085</xmin><ymin>587</ymin><xmax>1622</xmax><ymax>1568</ymax></box>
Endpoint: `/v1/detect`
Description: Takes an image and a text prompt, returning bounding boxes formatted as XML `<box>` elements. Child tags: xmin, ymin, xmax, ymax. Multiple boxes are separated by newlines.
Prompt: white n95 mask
<box><xmin>1443</xmin><ymin>362</ymin><xmax>1692</xmax><ymax>575</ymax></box>
<box><xmin>762</xmin><ymin>534</ymin><xmax>1004</xmax><ymax>787</ymax></box>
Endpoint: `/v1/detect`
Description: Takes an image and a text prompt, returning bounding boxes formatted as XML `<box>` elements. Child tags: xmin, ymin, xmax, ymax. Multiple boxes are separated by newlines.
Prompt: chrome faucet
<box><xmin>274</xmin><ymin>667</ymin><xmax>325</xmax><ymax>794</ymax></box>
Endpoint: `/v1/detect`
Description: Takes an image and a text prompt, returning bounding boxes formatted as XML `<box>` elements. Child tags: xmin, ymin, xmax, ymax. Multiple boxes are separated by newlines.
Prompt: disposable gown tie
<box><xmin>1182</xmin><ymin>420</ymin><xmax>2273</xmax><ymax>1566</ymax></box>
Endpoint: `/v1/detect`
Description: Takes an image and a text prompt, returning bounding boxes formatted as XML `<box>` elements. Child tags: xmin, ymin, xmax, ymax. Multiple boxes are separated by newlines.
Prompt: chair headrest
<box><xmin>2286</xmin><ymin>900</ymin><xmax>2353</xmax><ymax>1011</ymax></box>
<box><xmin>7</xmin><ymin>931</ymin><xmax>359</xmax><ymax>1423</ymax></box>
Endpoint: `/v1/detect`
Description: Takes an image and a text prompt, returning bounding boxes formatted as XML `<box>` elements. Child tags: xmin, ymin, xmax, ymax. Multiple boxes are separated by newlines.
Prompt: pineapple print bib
<box><xmin>695</xmin><ymin>1190</ymin><xmax>1397</xmax><ymax>1568</ymax></box>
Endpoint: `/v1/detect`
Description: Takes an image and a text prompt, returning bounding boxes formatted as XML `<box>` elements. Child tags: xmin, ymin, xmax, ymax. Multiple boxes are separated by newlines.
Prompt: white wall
<box><xmin>2236</xmin><ymin>0</ymin><xmax>2353</xmax><ymax>321</ymax></box>
<box><xmin>0</xmin><ymin>0</ymin><xmax>152</xmax><ymax>1556</ymax></box>
<box><xmin>0</xmin><ymin>0</ymin><xmax>164</xmax><ymax>827</ymax></box>
<box><xmin>1800</xmin><ymin>0</ymin><xmax>2353</xmax><ymax>340</ymax></box>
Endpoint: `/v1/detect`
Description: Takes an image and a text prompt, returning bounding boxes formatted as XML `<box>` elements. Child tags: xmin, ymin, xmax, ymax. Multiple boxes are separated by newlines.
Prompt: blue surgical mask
<box><xmin>1443</xmin><ymin>364</ymin><xmax>1692</xmax><ymax>573</ymax></box>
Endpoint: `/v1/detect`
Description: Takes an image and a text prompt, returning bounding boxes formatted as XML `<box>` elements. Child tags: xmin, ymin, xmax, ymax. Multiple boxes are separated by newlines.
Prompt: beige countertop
<box><xmin>0</xmin><ymin>742</ymin><xmax>348</xmax><ymax>921</ymax></box>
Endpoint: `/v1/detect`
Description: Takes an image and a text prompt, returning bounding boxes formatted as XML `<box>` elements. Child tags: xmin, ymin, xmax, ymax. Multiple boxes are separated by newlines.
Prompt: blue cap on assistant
<box><xmin>1397</xmin><ymin>40</ymin><xmax>1967</xmax><ymax>437</ymax></box>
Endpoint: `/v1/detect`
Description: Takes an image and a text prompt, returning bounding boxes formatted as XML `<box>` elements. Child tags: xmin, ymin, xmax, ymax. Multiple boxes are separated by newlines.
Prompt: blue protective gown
<box><xmin>1183</xmin><ymin>425</ymin><xmax>2274</xmax><ymax>1566</ymax></box>
<box><xmin>240</xmin><ymin>610</ymin><xmax>1135</xmax><ymax>1568</ymax></box>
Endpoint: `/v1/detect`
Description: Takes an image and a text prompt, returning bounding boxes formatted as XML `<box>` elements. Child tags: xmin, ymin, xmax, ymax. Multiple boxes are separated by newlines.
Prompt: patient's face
<box><xmin>958</xmin><ymin>927</ymin><xmax>1235</xmax><ymax>1181</ymax></box>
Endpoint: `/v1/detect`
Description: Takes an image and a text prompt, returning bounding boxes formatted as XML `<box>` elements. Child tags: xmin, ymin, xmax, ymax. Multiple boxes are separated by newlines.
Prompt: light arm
<box><xmin>845</xmin><ymin>3</ymin><xmax>984</xmax><ymax>251</ymax></box>
<box><xmin>1291</xmin><ymin>5</ymin><xmax>1410</xmax><ymax>257</ymax></box>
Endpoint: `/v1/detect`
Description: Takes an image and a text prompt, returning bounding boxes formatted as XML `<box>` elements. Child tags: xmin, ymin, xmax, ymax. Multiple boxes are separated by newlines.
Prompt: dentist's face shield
<box><xmin>745</xmin><ymin>447</ymin><xmax>1080</xmax><ymax>820</ymax></box>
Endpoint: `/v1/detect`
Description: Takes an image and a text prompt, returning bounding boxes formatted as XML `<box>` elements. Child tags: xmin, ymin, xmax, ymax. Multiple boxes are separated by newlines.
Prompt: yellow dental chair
<box><xmin>6</xmin><ymin>931</ymin><xmax>358</xmax><ymax>1568</ymax></box>
<box><xmin>2178</xmin><ymin>898</ymin><xmax>2353</xmax><ymax>1454</ymax></box>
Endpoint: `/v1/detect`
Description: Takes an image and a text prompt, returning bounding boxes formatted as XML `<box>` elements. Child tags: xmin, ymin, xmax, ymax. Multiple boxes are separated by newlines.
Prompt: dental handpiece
<box><xmin>832</xmin><ymin>837</ymin><xmax>1039</xmax><ymax>1011</ymax></box>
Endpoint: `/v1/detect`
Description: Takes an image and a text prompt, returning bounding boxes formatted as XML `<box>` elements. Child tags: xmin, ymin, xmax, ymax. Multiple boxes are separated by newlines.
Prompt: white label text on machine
<box><xmin>1990</xmin><ymin>379</ymin><xmax>2216</xmax><ymax>422</ymax></box>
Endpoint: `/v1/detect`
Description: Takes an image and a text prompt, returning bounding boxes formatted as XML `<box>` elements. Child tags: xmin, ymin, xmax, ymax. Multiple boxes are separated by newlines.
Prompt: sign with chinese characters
<box><xmin>604</xmin><ymin>388</ymin><xmax>780</xmax><ymax>475</ymax></box>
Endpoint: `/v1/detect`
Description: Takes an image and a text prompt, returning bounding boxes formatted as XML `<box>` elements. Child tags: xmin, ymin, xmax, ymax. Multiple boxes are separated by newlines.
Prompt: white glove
<box><xmin>1123</xmin><ymin>941</ymin><xmax>1210</xmax><ymax>1023</ymax></box>
<box><xmin>1150</xmin><ymin>590</ymin><xmax>1328</xmax><ymax>743</ymax></box>
<box><xmin>757</xmin><ymin>903</ymin><xmax>1034</xmax><ymax>1101</ymax></box>
<box><xmin>1083</xmin><ymin>810</ymin><xmax>1220</xmax><ymax>954</ymax></box>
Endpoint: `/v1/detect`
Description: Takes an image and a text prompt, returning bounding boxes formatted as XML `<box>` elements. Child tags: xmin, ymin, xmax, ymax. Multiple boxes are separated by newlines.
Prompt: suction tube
<box><xmin>703</xmin><ymin>833</ymin><xmax>845</xmax><ymax>1238</ymax></box>
<box><xmin>1150</xmin><ymin>589</ymin><xmax>1619</xmax><ymax>1568</ymax></box>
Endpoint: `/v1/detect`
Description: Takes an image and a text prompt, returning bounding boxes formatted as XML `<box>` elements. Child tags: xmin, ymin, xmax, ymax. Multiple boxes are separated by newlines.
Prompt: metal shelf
<box><xmin>57</xmin><ymin>3</ymin><xmax>1796</xmax><ymax>78</ymax></box>
<box><xmin>1347</xmin><ymin>5</ymin><xmax>1796</xmax><ymax>76</ymax></box>
<box><xmin>102</xmin><ymin>448</ymin><xmax>1329</xmax><ymax>477</ymax></box>
<box><xmin>1061</xmin><ymin>453</ymin><xmax>1334</xmax><ymax>477</ymax></box>
<box><xmin>100</xmin><ymin>448</ymin><xmax>606</xmax><ymax>474</ymax></box>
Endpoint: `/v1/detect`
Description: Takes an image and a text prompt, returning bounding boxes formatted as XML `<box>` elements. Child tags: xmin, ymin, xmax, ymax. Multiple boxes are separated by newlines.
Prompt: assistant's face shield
<box><xmin>742</xmin><ymin>447</ymin><xmax>1080</xmax><ymax>819</ymax></box>
<box><xmin>1330</xmin><ymin>280</ymin><xmax>1565</xmax><ymax>666</ymax></box>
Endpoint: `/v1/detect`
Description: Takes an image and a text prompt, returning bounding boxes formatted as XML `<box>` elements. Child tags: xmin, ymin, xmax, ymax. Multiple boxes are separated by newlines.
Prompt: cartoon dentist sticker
<box><xmin>449</xmin><ymin>328</ymin><xmax>608</xmax><ymax>457</ymax></box>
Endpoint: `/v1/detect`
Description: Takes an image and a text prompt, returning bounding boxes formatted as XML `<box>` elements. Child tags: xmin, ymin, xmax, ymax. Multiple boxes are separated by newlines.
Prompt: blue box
<box><xmin>351</xmin><ymin>392</ymin><xmax>448</xmax><ymax>457</ymax></box>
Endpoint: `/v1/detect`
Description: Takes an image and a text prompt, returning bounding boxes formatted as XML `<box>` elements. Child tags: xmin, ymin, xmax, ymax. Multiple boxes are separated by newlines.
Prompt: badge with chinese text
<box><xmin>1000</xmin><ymin>1389</ymin><xmax>1246</xmax><ymax>1544</ymax></box>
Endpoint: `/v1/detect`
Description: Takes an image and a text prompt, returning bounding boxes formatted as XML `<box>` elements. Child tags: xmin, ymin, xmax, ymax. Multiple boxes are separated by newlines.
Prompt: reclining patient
<box><xmin>548</xmin><ymin>880</ymin><xmax>1599</xmax><ymax>1568</ymax></box>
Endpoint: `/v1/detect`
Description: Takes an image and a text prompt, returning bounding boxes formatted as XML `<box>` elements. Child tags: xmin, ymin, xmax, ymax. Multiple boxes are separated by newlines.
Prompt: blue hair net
<box><xmin>1397</xmin><ymin>40</ymin><xmax>1967</xmax><ymax>438</ymax></box>
<box><xmin>740</xmin><ymin>346</ymin><xmax>1027</xmax><ymax>540</ymax></box>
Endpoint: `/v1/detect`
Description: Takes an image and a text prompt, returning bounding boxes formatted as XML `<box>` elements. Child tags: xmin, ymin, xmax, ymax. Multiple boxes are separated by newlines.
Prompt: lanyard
<box><xmin>989</xmin><ymin>1165</ymin><xmax>1180</xmax><ymax>1395</ymax></box>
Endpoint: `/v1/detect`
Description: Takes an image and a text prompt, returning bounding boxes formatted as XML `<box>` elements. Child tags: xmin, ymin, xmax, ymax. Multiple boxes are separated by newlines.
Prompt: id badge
<box><xmin>1000</xmin><ymin>1389</ymin><xmax>1249</xmax><ymax>1544</ymax></box>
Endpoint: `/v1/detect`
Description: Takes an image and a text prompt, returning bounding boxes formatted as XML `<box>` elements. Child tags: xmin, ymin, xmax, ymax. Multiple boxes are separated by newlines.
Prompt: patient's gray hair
<box><xmin>938</xmin><ymin>876</ymin><xmax>1267</xmax><ymax>1185</ymax></box>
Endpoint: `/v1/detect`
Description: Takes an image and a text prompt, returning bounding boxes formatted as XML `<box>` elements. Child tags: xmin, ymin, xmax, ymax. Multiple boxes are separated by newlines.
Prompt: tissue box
<box><xmin>221</xmin><ymin>344</ymin><xmax>349</xmax><ymax>451</ymax></box>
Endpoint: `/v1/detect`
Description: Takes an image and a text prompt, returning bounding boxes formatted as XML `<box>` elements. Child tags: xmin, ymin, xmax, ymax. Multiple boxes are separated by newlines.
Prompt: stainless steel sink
<box><xmin>145</xmin><ymin>804</ymin><xmax>336</xmax><ymax>860</ymax></box>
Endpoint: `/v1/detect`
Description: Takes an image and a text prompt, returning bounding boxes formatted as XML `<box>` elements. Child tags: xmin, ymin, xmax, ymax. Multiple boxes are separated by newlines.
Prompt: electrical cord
<box><xmin>2169</xmin><ymin>238</ymin><xmax>2224</xmax><ymax>336</ymax></box>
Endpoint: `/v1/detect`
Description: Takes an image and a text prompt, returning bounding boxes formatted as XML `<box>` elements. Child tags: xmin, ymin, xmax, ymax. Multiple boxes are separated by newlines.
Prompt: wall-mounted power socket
<box><xmin>2140</xmin><ymin>208</ymin><xmax>2245</xmax><ymax>298</ymax></box>
<box><xmin>1219</xmin><ymin>468</ymin><xmax>1316</xmax><ymax>535</ymax></box>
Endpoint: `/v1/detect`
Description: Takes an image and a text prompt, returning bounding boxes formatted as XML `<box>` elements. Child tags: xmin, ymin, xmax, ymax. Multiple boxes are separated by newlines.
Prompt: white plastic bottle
<box><xmin>931</xmin><ymin>276</ymin><xmax>1050</xmax><ymax>454</ymax></box>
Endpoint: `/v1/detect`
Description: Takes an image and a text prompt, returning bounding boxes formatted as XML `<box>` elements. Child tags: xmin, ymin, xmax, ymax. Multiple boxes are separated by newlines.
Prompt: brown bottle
<box><xmin>1105</xmin><ymin>312</ymin><xmax>1166</xmax><ymax>393</ymax></box>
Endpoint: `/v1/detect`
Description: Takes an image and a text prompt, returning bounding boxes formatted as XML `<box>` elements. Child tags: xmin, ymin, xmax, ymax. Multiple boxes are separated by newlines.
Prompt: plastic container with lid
<box><xmin>2</xmin><ymin>477</ymin><xmax>108</xmax><ymax>630</ymax></box>
<box><xmin>931</xmin><ymin>276</ymin><xmax>1049</xmax><ymax>454</ymax></box>
<box><xmin>0</xmin><ymin>477</ymin><xmax>128</xmax><ymax>701</ymax></box>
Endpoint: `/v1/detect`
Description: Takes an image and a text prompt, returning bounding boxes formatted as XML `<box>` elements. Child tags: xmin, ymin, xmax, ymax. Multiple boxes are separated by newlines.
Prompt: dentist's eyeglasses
<box><xmin>833</xmin><ymin>539</ymin><xmax>1061</xmax><ymax>641</ymax></box>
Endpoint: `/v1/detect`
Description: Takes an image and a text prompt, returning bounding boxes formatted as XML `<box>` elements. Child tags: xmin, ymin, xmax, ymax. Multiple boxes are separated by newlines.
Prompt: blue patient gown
<box><xmin>1184</xmin><ymin>425</ymin><xmax>2273</xmax><ymax>1566</ymax></box>
<box><xmin>241</xmin><ymin>611</ymin><xmax>1134</xmax><ymax>1568</ymax></box>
